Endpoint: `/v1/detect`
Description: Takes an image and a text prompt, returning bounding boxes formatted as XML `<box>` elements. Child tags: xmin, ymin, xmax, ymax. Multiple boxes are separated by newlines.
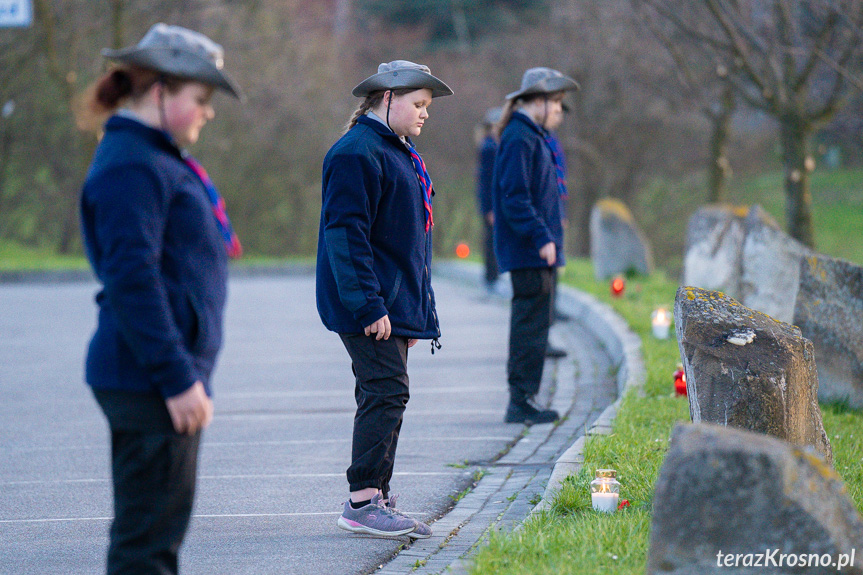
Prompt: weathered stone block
<box><xmin>675</xmin><ymin>286</ymin><xmax>831</xmax><ymax>462</ymax></box>
<box><xmin>793</xmin><ymin>254</ymin><xmax>863</xmax><ymax>408</ymax></box>
<box><xmin>682</xmin><ymin>204</ymin><xmax>748</xmax><ymax>299</ymax></box>
<box><xmin>739</xmin><ymin>206</ymin><xmax>810</xmax><ymax>323</ymax></box>
<box><xmin>589</xmin><ymin>198</ymin><xmax>653</xmax><ymax>280</ymax></box>
<box><xmin>647</xmin><ymin>423</ymin><xmax>863</xmax><ymax>575</ymax></box>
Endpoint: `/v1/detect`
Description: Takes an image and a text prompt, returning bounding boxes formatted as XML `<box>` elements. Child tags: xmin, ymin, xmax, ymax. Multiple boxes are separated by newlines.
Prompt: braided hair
<box><xmin>344</xmin><ymin>88</ymin><xmax>416</xmax><ymax>134</ymax></box>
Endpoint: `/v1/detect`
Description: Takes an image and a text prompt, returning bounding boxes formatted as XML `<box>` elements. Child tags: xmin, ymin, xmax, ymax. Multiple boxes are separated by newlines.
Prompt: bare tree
<box><xmin>641</xmin><ymin>0</ymin><xmax>863</xmax><ymax>247</ymax></box>
<box><xmin>637</xmin><ymin>3</ymin><xmax>737</xmax><ymax>202</ymax></box>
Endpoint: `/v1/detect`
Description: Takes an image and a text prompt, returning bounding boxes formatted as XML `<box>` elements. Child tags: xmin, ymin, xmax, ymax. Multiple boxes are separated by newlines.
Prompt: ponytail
<box><xmin>74</xmin><ymin>65</ymin><xmax>183</xmax><ymax>132</ymax></box>
<box><xmin>492</xmin><ymin>99</ymin><xmax>517</xmax><ymax>140</ymax></box>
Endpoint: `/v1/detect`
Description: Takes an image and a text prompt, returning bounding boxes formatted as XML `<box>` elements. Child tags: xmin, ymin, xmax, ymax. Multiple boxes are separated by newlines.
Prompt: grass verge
<box><xmin>0</xmin><ymin>240</ymin><xmax>88</xmax><ymax>271</ymax></box>
<box><xmin>468</xmin><ymin>258</ymin><xmax>863</xmax><ymax>575</ymax></box>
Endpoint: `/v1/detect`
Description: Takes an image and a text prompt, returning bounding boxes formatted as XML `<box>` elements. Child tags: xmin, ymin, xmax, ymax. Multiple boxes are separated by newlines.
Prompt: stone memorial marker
<box><xmin>589</xmin><ymin>198</ymin><xmax>653</xmax><ymax>280</ymax></box>
<box><xmin>647</xmin><ymin>423</ymin><xmax>863</xmax><ymax>575</ymax></box>
<box><xmin>793</xmin><ymin>254</ymin><xmax>863</xmax><ymax>408</ymax></box>
<box><xmin>739</xmin><ymin>205</ymin><xmax>809</xmax><ymax>323</ymax></box>
<box><xmin>675</xmin><ymin>286</ymin><xmax>831</xmax><ymax>462</ymax></box>
<box><xmin>682</xmin><ymin>205</ymin><xmax>748</xmax><ymax>299</ymax></box>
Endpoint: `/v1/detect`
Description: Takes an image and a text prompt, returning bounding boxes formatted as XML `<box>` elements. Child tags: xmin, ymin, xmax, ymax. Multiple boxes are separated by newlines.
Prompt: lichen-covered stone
<box><xmin>682</xmin><ymin>204</ymin><xmax>749</xmax><ymax>299</ymax></box>
<box><xmin>647</xmin><ymin>423</ymin><xmax>863</xmax><ymax>575</ymax></box>
<box><xmin>739</xmin><ymin>206</ymin><xmax>810</xmax><ymax>323</ymax></box>
<box><xmin>675</xmin><ymin>286</ymin><xmax>831</xmax><ymax>462</ymax></box>
<box><xmin>589</xmin><ymin>198</ymin><xmax>653</xmax><ymax>279</ymax></box>
<box><xmin>793</xmin><ymin>254</ymin><xmax>863</xmax><ymax>408</ymax></box>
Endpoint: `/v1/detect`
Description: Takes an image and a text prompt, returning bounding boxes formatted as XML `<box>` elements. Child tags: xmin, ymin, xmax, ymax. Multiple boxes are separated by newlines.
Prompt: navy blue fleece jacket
<box><xmin>316</xmin><ymin>115</ymin><xmax>440</xmax><ymax>339</ymax></box>
<box><xmin>80</xmin><ymin>116</ymin><xmax>228</xmax><ymax>398</ymax></box>
<box><xmin>492</xmin><ymin>111</ymin><xmax>565</xmax><ymax>273</ymax></box>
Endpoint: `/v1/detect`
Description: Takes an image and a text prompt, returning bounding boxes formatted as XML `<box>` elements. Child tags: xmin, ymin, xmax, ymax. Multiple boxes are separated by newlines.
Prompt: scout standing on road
<box><xmin>316</xmin><ymin>60</ymin><xmax>452</xmax><ymax>538</ymax></box>
<box><xmin>78</xmin><ymin>24</ymin><xmax>242</xmax><ymax>574</ymax></box>
<box><xmin>475</xmin><ymin>106</ymin><xmax>502</xmax><ymax>295</ymax></box>
<box><xmin>493</xmin><ymin>67</ymin><xmax>579</xmax><ymax>425</ymax></box>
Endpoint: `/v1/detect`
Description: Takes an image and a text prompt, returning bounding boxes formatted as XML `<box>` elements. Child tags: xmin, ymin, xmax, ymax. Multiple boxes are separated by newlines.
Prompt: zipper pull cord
<box><xmin>430</xmin><ymin>338</ymin><xmax>442</xmax><ymax>355</ymax></box>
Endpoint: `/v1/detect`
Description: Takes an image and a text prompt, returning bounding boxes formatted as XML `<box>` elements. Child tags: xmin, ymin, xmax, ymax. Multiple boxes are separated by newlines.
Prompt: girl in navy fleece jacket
<box><xmin>317</xmin><ymin>60</ymin><xmax>451</xmax><ymax>539</ymax></box>
<box><xmin>492</xmin><ymin>67</ymin><xmax>579</xmax><ymax>426</ymax></box>
<box><xmin>77</xmin><ymin>24</ymin><xmax>241</xmax><ymax>574</ymax></box>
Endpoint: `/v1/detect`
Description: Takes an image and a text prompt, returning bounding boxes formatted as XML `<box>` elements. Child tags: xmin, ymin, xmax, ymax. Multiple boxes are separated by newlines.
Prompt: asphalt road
<box><xmin>0</xmin><ymin>272</ymin><xmax>545</xmax><ymax>575</ymax></box>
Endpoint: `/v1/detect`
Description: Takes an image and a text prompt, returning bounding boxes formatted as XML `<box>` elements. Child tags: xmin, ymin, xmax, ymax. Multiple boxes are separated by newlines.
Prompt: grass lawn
<box><xmin>725</xmin><ymin>167</ymin><xmax>863</xmax><ymax>267</ymax></box>
<box><xmin>0</xmin><ymin>240</ymin><xmax>88</xmax><ymax>271</ymax></box>
<box><xmin>468</xmin><ymin>259</ymin><xmax>863</xmax><ymax>575</ymax></box>
<box><xmin>0</xmin><ymin>240</ymin><xmax>317</xmax><ymax>273</ymax></box>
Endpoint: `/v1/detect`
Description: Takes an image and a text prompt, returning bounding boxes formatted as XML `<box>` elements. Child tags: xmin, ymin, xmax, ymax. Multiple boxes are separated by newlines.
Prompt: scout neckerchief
<box><xmin>150</xmin><ymin>86</ymin><xmax>243</xmax><ymax>260</ymax></box>
<box><xmin>407</xmin><ymin>143</ymin><xmax>434</xmax><ymax>232</ymax></box>
<box><xmin>182</xmin><ymin>153</ymin><xmax>243</xmax><ymax>259</ymax></box>
<box><xmin>544</xmin><ymin>133</ymin><xmax>568</xmax><ymax>199</ymax></box>
<box><xmin>373</xmin><ymin>106</ymin><xmax>435</xmax><ymax>233</ymax></box>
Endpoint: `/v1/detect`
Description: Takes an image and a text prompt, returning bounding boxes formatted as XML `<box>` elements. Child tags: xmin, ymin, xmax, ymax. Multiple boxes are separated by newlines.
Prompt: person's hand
<box><xmin>365</xmin><ymin>315</ymin><xmax>391</xmax><ymax>340</ymax></box>
<box><xmin>408</xmin><ymin>339</ymin><xmax>418</xmax><ymax>348</ymax></box>
<box><xmin>539</xmin><ymin>242</ymin><xmax>557</xmax><ymax>266</ymax></box>
<box><xmin>165</xmin><ymin>381</ymin><xmax>213</xmax><ymax>435</ymax></box>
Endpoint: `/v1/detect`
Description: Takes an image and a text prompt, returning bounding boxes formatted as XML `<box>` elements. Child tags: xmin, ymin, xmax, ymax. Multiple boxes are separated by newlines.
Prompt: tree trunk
<box><xmin>110</xmin><ymin>0</ymin><xmax>125</xmax><ymax>49</ymax></box>
<box><xmin>0</xmin><ymin>115</ymin><xmax>13</xmax><ymax>239</ymax></box>
<box><xmin>334</xmin><ymin>0</ymin><xmax>351</xmax><ymax>40</ymax></box>
<box><xmin>779</xmin><ymin>116</ymin><xmax>815</xmax><ymax>248</ymax></box>
<box><xmin>706</xmin><ymin>85</ymin><xmax>734</xmax><ymax>203</ymax></box>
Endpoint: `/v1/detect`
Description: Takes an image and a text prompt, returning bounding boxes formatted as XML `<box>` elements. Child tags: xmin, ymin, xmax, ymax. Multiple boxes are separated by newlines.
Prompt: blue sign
<box><xmin>0</xmin><ymin>0</ymin><xmax>33</xmax><ymax>28</ymax></box>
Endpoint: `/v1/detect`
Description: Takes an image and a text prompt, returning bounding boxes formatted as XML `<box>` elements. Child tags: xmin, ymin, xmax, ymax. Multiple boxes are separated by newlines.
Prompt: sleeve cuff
<box><xmin>355</xmin><ymin>300</ymin><xmax>388</xmax><ymax>329</ymax></box>
<box><xmin>532</xmin><ymin>229</ymin><xmax>555</xmax><ymax>252</ymax></box>
<box><xmin>153</xmin><ymin>360</ymin><xmax>199</xmax><ymax>399</ymax></box>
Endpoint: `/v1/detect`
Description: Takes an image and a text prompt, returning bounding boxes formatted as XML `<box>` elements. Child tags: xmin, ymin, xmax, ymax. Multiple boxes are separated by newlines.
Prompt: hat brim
<box><xmin>102</xmin><ymin>46</ymin><xmax>243</xmax><ymax>100</ymax></box>
<box><xmin>352</xmin><ymin>69</ymin><xmax>453</xmax><ymax>98</ymax></box>
<box><xmin>505</xmin><ymin>76</ymin><xmax>580</xmax><ymax>101</ymax></box>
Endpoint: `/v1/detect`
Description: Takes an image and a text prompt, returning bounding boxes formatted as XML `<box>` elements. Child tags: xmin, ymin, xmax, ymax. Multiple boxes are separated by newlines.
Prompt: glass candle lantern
<box><xmin>651</xmin><ymin>307</ymin><xmax>671</xmax><ymax>339</ymax></box>
<box><xmin>673</xmin><ymin>365</ymin><xmax>687</xmax><ymax>396</ymax></box>
<box><xmin>610</xmin><ymin>277</ymin><xmax>625</xmax><ymax>297</ymax></box>
<box><xmin>590</xmin><ymin>468</ymin><xmax>620</xmax><ymax>513</ymax></box>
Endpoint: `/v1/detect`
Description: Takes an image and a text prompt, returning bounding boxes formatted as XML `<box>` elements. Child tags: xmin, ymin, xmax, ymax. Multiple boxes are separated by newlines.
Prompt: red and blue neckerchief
<box><xmin>407</xmin><ymin>143</ymin><xmax>434</xmax><ymax>232</ymax></box>
<box><xmin>544</xmin><ymin>133</ymin><xmax>568</xmax><ymax>199</ymax></box>
<box><xmin>182</xmin><ymin>153</ymin><xmax>243</xmax><ymax>259</ymax></box>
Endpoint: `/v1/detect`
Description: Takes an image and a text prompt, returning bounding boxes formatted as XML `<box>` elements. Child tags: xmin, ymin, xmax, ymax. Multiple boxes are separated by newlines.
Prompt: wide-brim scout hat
<box><xmin>102</xmin><ymin>23</ymin><xmax>243</xmax><ymax>100</ymax></box>
<box><xmin>505</xmin><ymin>67</ymin><xmax>579</xmax><ymax>101</ymax></box>
<box><xmin>352</xmin><ymin>60</ymin><xmax>453</xmax><ymax>98</ymax></box>
<box><xmin>482</xmin><ymin>106</ymin><xmax>503</xmax><ymax>126</ymax></box>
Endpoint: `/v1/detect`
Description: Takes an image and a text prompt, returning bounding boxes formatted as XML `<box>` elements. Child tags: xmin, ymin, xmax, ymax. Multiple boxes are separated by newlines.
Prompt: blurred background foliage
<box><xmin>1</xmin><ymin>0</ymin><xmax>862</xmax><ymax>275</ymax></box>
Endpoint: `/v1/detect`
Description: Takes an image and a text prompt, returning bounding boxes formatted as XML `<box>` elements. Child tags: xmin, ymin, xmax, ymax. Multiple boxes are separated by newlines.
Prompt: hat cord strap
<box><xmin>157</xmin><ymin>76</ymin><xmax>170</xmax><ymax>135</ymax></box>
<box><xmin>386</xmin><ymin>91</ymin><xmax>392</xmax><ymax>132</ymax></box>
<box><xmin>541</xmin><ymin>95</ymin><xmax>549</xmax><ymax>130</ymax></box>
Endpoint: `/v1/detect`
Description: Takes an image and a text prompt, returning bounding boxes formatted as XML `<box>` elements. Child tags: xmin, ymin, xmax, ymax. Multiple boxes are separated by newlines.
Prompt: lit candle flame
<box><xmin>652</xmin><ymin>308</ymin><xmax>669</xmax><ymax>325</ymax></box>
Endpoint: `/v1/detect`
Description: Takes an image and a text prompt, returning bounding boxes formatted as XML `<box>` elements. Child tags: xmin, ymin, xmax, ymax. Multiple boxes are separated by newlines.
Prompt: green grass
<box><xmin>724</xmin><ymin>167</ymin><xmax>863</xmax><ymax>266</ymax></box>
<box><xmin>468</xmin><ymin>259</ymin><xmax>863</xmax><ymax>575</ymax></box>
<box><xmin>822</xmin><ymin>402</ymin><xmax>863</xmax><ymax>508</ymax></box>
<box><xmin>0</xmin><ymin>240</ymin><xmax>88</xmax><ymax>271</ymax></box>
<box><xmin>0</xmin><ymin>240</ymin><xmax>319</xmax><ymax>273</ymax></box>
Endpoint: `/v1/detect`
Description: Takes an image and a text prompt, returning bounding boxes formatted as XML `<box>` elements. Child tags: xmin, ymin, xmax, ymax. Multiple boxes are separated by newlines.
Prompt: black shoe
<box><xmin>545</xmin><ymin>346</ymin><xmax>567</xmax><ymax>359</ymax></box>
<box><xmin>504</xmin><ymin>399</ymin><xmax>560</xmax><ymax>425</ymax></box>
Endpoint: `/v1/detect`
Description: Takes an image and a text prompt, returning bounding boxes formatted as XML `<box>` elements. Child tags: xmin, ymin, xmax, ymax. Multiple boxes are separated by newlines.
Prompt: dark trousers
<box><xmin>482</xmin><ymin>220</ymin><xmax>499</xmax><ymax>286</ymax></box>
<box><xmin>507</xmin><ymin>267</ymin><xmax>556</xmax><ymax>402</ymax></box>
<box><xmin>339</xmin><ymin>333</ymin><xmax>410</xmax><ymax>499</ymax></box>
<box><xmin>93</xmin><ymin>390</ymin><xmax>201</xmax><ymax>575</ymax></box>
